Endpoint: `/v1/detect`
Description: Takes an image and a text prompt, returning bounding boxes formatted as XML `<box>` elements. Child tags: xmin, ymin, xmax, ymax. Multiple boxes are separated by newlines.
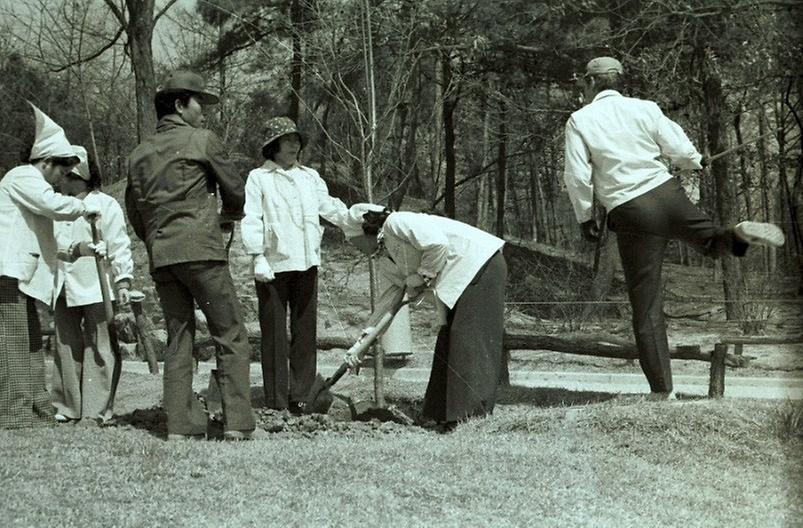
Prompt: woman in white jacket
<box><xmin>343</xmin><ymin>204</ymin><xmax>507</xmax><ymax>429</ymax></box>
<box><xmin>242</xmin><ymin>117</ymin><xmax>348</xmax><ymax>413</ymax></box>
<box><xmin>51</xmin><ymin>146</ymin><xmax>134</xmax><ymax>426</ymax></box>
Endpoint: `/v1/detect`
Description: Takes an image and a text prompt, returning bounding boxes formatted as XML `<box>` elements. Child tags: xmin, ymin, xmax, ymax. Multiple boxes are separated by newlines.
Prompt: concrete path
<box><xmin>121</xmin><ymin>360</ymin><xmax>803</xmax><ymax>400</ymax></box>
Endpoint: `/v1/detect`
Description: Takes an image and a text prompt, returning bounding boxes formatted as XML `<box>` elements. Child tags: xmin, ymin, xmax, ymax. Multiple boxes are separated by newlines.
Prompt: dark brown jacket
<box><xmin>125</xmin><ymin>115</ymin><xmax>244</xmax><ymax>271</ymax></box>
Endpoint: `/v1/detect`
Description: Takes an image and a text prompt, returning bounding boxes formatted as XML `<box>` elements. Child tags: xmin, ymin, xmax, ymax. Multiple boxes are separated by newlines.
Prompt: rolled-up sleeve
<box><xmin>563</xmin><ymin>117</ymin><xmax>594</xmax><ymax>223</ymax></box>
<box><xmin>241</xmin><ymin>171</ymin><xmax>265</xmax><ymax>255</ymax></box>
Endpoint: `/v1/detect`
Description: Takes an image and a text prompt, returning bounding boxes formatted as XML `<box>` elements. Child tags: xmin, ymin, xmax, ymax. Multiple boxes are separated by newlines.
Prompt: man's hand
<box><xmin>404</xmin><ymin>274</ymin><xmax>427</xmax><ymax>301</ymax></box>
<box><xmin>580</xmin><ymin>220</ymin><xmax>600</xmax><ymax>243</ymax></box>
<box><xmin>116</xmin><ymin>287</ymin><xmax>131</xmax><ymax>306</ymax></box>
<box><xmin>220</xmin><ymin>220</ymin><xmax>234</xmax><ymax>234</ymax></box>
<box><xmin>83</xmin><ymin>202</ymin><xmax>102</xmax><ymax>220</ymax></box>
<box><xmin>253</xmin><ymin>255</ymin><xmax>275</xmax><ymax>282</ymax></box>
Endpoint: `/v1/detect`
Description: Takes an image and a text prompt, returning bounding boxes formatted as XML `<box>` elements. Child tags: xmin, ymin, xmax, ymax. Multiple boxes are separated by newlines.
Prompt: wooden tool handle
<box><xmin>89</xmin><ymin>218</ymin><xmax>115</xmax><ymax>323</ymax></box>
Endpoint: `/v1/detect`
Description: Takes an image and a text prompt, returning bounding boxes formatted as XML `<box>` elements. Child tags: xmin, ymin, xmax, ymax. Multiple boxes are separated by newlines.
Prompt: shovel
<box><xmin>305</xmin><ymin>290</ymin><xmax>410</xmax><ymax>416</ymax></box>
<box><xmin>89</xmin><ymin>217</ymin><xmax>122</xmax><ymax>401</ymax></box>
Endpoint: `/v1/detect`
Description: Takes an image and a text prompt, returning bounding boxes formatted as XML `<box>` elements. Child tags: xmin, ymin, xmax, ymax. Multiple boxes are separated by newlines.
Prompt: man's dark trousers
<box><xmin>152</xmin><ymin>261</ymin><xmax>255</xmax><ymax>435</ymax></box>
<box><xmin>255</xmin><ymin>267</ymin><xmax>318</xmax><ymax>409</ymax></box>
<box><xmin>607</xmin><ymin>178</ymin><xmax>747</xmax><ymax>393</ymax></box>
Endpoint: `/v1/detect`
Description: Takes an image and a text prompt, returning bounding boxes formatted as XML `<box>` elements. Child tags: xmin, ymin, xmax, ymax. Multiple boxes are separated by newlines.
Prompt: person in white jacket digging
<box><xmin>343</xmin><ymin>204</ymin><xmax>507</xmax><ymax>430</ymax></box>
<box><xmin>51</xmin><ymin>146</ymin><xmax>134</xmax><ymax>426</ymax></box>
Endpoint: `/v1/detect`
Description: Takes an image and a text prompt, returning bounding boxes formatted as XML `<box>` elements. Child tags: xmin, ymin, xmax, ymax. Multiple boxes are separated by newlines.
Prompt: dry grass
<box><xmin>1</xmin><ymin>369</ymin><xmax>801</xmax><ymax>528</ymax></box>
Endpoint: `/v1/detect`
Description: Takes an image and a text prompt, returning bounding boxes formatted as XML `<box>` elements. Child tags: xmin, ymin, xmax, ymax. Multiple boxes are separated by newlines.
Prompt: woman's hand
<box><xmin>253</xmin><ymin>255</ymin><xmax>275</xmax><ymax>282</ymax></box>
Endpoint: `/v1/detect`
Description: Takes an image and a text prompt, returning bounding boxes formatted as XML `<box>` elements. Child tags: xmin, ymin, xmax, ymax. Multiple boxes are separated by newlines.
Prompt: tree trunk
<box><xmin>757</xmin><ymin>105</ymin><xmax>775</xmax><ymax>272</ymax></box>
<box><xmin>702</xmin><ymin>50</ymin><xmax>746</xmax><ymax>325</ymax></box>
<box><xmin>289</xmin><ymin>0</ymin><xmax>303</xmax><ymax>121</ymax></box>
<box><xmin>495</xmin><ymin>99</ymin><xmax>507</xmax><ymax>238</ymax></box>
<box><xmin>126</xmin><ymin>1</ymin><xmax>158</xmax><ymax>141</ymax></box>
<box><xmin>441</xmin><ymin>50</ymin><xmax>457</xmax><ymax>219</ymax></box>
<box><xmin>733</xmin><ymin>106</ymin><xmax>752</xmax><ymax>218</ymax></box>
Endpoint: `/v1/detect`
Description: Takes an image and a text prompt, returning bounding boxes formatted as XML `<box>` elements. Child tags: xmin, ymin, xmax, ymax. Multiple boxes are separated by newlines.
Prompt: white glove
<box><xmin>75</xmin><ymin>241</ymin><xmax>107</xmax><ymax>258</ymax></box>
<box><xmin>116</xmin><ymin>287</ymin><xmax>131</xmax><ymax>306</ymax></box>
<box><xmin>253</xmin><ymin>255</ymin><xmax>275</xmax><ymax>282</ymax></box>
<box><xmin>343</xmin><ymin>327</ymin><xmax>375</xmax><ymax>371</ymax></box>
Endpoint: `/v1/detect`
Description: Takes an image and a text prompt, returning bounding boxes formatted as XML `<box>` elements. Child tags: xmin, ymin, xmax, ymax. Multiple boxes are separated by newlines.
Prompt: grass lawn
<box><xmin>1</xmin><ymin>369</ymin><xmax>801</xmax><ymax>528</ymax></box>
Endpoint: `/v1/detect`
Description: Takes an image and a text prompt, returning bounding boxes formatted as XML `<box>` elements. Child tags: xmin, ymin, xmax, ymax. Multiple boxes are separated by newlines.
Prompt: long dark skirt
<box><xmin>0</xmin><ymin>276</ymin><xmax>54</xmax><ymax>429</ymax></box>
<box><xmin>422</xmin><ymin>252</ymin><xmax>507</xmax><ymax>423</ymax></box>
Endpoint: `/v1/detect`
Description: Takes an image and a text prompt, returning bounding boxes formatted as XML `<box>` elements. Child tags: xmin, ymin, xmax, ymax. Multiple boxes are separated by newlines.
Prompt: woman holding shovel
<box><xmin>342</xmin><ymin>204</ymin><xmax>507</xmax><ymax>429</ymax></box>
<box><xmin>242</xmin><ymin>117</ymin><xmax>349</xmax><ymax>414</ymax></box>
<box><xmin>51</xmin><ymin>146</ymin><xmax>134</xmax><ymax>426</ymax></box>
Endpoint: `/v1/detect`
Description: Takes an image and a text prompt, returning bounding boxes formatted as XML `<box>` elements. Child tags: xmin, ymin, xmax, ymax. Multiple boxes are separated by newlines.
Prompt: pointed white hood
<box><xmin>28</xmin><ymin>102</ymin><xmax>77</xmax><ymax>161</ymax></box>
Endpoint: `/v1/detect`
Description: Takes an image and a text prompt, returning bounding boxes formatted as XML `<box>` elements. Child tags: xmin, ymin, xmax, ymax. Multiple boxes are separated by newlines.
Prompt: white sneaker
<box><xmin>734</xmin><ymin>222</ymin><xmax>785</xmax><ymax>248</ymax></box>
<box><xmin>55</xmin><ymin>414</ymin><xmax>70</xmax><ymax>423</ymax></box>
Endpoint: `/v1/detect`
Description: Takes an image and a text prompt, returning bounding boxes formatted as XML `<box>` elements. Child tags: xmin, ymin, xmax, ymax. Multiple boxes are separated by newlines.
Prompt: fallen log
<box><xmin>194</xmin><ymin>331</ymin><xmax>750</xmax><ymax>368</ymax></box>
<box><xmin>502</xmin><ymin>332</ymin><xmax>750</xmax><ymax>367</ymax></box>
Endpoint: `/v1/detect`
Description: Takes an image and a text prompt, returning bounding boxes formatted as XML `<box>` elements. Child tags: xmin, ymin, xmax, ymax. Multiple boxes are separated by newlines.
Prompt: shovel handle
<box><xmin>325</xmin><ymin>296</ymin><xmax>410</xmax><ymax>388</ymax></box>
<box><xmin>89</xmin><ymin>218</ymin><xmax>114</xmax><ymax>323</ymax></box>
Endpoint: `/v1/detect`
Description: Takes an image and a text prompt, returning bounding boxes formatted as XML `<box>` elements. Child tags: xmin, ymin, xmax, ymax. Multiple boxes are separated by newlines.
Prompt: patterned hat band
<box><xmin>262</xmin><ymin>117</ymin><xmax>305</xmax><ymax>149</ymax></box>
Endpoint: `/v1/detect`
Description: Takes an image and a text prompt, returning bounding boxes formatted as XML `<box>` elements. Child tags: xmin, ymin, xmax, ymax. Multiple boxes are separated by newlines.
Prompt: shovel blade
<box><xmin>304</xmin><ymin>374</ymin><xmax>334</xmax><ymax>414</ymax></box>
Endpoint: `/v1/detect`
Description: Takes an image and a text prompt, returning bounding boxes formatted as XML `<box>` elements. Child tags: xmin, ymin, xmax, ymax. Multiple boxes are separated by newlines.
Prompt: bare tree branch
<box><xmin>103</xmin><ymin>0</ymin><xmax>126</xmax><ymax>26</ymax></box>
<box><xmin>154</xmin><ymin>0</ymin><xmax>180</xmax><ymax>25</ymax></box>
<box><xmin>51</xmin><ymin>24</ymin><xmax>125</xmax><ymax>73</ymax></box>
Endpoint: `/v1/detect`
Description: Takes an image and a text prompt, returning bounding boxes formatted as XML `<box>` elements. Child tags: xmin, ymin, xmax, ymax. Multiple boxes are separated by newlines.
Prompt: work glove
<box><xmin>580</xmin><ymin>219</ymin><xmax>600</xmax><ymax>243</ymax></box>
<box><xmin>253</xmin><ymin>255</ymin><xmax>275</xmax><ymax>282</ymax></box>
<box><xmin>344</xmin><ymin>326</ymin><xmax>375</xmax><ymax>372</ymax></box>
<box><xmin>74</xmin><ymin>241</ymin><xmax>107</xmax><ymax>258</ymax></box>
<box><xmin>116</xmin><ymin>287</ymin><xmax>131</xmax><ymax>306</ymax></box>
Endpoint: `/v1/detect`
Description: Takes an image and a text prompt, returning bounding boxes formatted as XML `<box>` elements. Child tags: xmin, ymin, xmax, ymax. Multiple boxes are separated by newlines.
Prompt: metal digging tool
<box><xmin>305</xmin><ymin>290</ymin><xmax>412</xmax><ymax>423</ymax></box>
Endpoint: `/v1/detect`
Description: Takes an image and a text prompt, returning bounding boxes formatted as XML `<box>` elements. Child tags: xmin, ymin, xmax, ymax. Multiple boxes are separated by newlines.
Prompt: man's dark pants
<box><xmin>607</xmin><ymin>178</ymin><xmax>747</xmax><ymax>393</ymax></box>
<box><xmin>152</xmin><ymin>261</ymin><xmax>255</xmax><ymax>435</ymax></box>
<box><xmin>255</xmin><ymin>266</ymin><xmax>318</xmax><ymax>409</ymax></box>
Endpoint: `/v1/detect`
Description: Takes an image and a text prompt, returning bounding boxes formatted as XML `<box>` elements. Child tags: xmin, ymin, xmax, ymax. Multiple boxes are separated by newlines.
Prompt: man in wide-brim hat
<box><xmin>126</xmin><ymin>70</ymin><xmax>257</xmax><ymax>441</ymax></box>
<box><xmin>242</xmin><ymin>116</ymin><xmax>349</xmax><ymax>414</ymax></box>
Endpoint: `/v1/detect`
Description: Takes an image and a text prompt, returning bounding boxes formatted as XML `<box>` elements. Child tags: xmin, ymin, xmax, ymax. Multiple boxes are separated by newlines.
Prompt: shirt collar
<box><xmin>592</xmin><ymin>90</ymin><xmax>622</xmax><ymax>103</ymax></box>
<box><xmin>262</xmin><ymin>159</ymin><xmax>300</xmax><ymax>172</ymax></box>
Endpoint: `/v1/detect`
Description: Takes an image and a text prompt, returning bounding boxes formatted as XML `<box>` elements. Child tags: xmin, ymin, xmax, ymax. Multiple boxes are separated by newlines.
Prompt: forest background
<box><xmin>0</xmin><ymin>0</ymin><xmax>801</xmax><ymax>334</ymax></box>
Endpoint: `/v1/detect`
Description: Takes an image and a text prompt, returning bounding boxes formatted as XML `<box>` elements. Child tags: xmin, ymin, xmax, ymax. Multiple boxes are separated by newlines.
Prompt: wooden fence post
<box><xmin>708</xmin><ymin>343</ymin><xmax>727</xmax><ymax>398</ymax></box>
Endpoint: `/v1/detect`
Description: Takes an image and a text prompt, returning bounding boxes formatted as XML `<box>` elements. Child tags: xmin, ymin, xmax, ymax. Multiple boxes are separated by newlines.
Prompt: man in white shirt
<box><xmin>0</xmin><ymin>103</ymin><xmax>102</xmax><ymax>429</ymax></box>
<box><xmin>563</xmin><ymin>57</ymin><xmax>785</xmax><ymax>397</ymax></box>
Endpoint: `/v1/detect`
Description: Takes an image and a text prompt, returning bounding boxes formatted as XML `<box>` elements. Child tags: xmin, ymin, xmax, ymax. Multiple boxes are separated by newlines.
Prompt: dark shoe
<box><xmin>734</xmin><ymin>222</ymin><xmax>785</xmax><ymax>247</ymax></box>
<box><xmin>288</xmin><ymin>402</ymin><xmax>305</xmax><ymax>416</ymax></box>
<box><xmin>167</xmin><ymin>433</ymin><xmax>206</xmax><ymax>441</ymax></box>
